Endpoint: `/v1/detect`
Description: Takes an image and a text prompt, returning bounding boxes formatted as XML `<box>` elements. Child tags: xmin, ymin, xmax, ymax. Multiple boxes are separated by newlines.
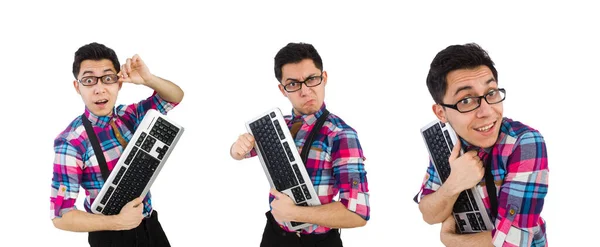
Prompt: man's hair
<box><xmin>274</xmin><ymin>42</ymin><xmax>323</xmax><ymax>82</ymax></box>
<box><xmin>426</xmin><ymin>43</ymin><xmax>498</xmax><ymax>104</ymax></box>
<box><xmin>72</xmin><ymin>42</ymin><xmax>120</xmax><ymax>79</ymax></box>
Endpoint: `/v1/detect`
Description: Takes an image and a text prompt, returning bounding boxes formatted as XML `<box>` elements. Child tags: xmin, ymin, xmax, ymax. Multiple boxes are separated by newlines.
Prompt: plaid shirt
<box><xmin>50</xmin><ymin>93</ymin><xmax>178</xmax><ymax>219</ymax></box>
<box><xmin>247</xmin><ymin>103</ymin><xmax>370</xmax><ymax>234</ymax></box>
<box><xmin>416</xmin><ymin>118</ymin><xmax>548</xmax><ymax>247</ymax></box>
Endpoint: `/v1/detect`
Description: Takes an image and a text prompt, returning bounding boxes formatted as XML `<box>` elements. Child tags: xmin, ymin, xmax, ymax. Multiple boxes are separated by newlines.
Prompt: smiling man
<box><xmin>49</xmin><ymin>42</ymin><xmax>184</xmax><ymax>247</ymax></box>
<box><xmin>414</xmin><ymin>43</ymin><xmax>548</xmax><ymax>247</ymax></box>
<box><xmin>230</xmin><ymin>42</ymin><xmax>370</xmax><ymax>247</ymax></box>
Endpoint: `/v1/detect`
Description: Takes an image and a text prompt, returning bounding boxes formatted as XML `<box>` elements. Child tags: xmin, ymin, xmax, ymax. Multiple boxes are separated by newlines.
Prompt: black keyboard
<box><xmin>422</xmin><ymin>122</ymin><xmax>453</xmax><ymax>183</ymax></box>
<box><xmin>95</xmin><ymin>116</ymin><xmax>181</xmax><ymax>215</ymax></box>
<box><xmin>249</xmin><ymin>114</ymin><xmax>305</xmax><ymax>192</ymax></box>
<box><xmin>248</xmin><ymin>111</ymin><xmax>314</xmax><ymax>228</ymax></box>
<box><xmin>422</xmin><ymin>122</ymin><xmax>489</xmax><ymax>232</ymax></box>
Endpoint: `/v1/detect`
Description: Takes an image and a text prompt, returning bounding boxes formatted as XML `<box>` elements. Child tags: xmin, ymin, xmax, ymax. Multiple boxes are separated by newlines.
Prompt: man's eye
<box><xmin>459</xmin><ymin>98</ymin><xmax>473</xmax><ymax>105</ymax></box>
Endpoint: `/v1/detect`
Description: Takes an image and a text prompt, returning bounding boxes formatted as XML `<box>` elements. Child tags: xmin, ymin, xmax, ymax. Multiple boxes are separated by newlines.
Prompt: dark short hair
<box><xmin>72</xmin><ymin>42</ymin><xmax>120</xmax><ymax>79</ymax></box>
<box><xmin>426</xmin><ymin>43</ymin><xmax>498</xmax><ymax>104</ymax></box>
<box><xmin>274</xmin><ymin>42</ymin><xmax>323</xmax><ymax>82</ymax></box>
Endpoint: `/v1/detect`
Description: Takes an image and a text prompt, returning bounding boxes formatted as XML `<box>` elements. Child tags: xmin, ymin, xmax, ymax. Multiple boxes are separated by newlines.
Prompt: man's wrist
<box><xmin>290</xmin><ymin>204</ymin><xmax>305</xmax><ymax>222</ymax></box>
<box><xmin>107</xmin><ymin>214</ymin><xmax>122</xmax><ymax>231</ymax></box>
<box><xmin>142</xmin><ymin>74</ymin><xmax>160</xmax><ymax>88</ymax></box>
<box><xmin>441</xmin><ymin>177</ymin><xmax>463</xmax><ymax>196</ymax></box>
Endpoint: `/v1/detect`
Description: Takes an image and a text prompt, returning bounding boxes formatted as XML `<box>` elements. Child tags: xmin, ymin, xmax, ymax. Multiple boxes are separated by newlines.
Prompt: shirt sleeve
<box><xmin>492</xmin><ymin>131</ymin><xmax>548</xmax><ymax>247</ymax></box>
<box><xmin>331</xmin><ymin>130</ymin><xmax>370</xmax><ymax>221</ymax></box>
<box><xmin>244</xmin><ymin>148</ymin><xmax>257</xmax><ymax>159</ymax></box>
<box><xmin>120</xmin><ymin>92</ymin><xmax>179</xmax><ymax>127</ymax></box>
<box><xmin>50</xmin><ymin>138</ymin><xmax>84</xmax><ymax>219</ymax></box>
<box><xmin>414</xmin><ymin>159</ymin><xmax>443</xmax><ymax>203</ymax></box>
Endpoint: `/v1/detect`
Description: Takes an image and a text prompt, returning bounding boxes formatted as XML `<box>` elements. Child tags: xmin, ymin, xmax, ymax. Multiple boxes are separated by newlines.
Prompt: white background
<box><xmin>1</xmin><ymin>0</ymin><xmax>598</xmax><ymax>246</ymax></box>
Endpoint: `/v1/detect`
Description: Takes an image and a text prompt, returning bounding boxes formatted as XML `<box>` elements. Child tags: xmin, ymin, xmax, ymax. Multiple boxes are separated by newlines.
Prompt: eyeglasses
<box><xmin>282</xmin><ymin>74</ymin><xmax>323</xmax><ymax>92</ymax></box>
<box><xmin>78</xmin><ymin>74</ymin><xmax>119</xmax><ymax>86</ymax></box>
<box><xmin>440</xmin><ymin>88</ymin><xmax>506</xmax><ymax>113</ymax></box>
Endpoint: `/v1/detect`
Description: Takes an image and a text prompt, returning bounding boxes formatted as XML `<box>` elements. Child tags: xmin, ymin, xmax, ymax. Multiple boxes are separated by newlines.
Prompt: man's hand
<box><xmin>441</xmin><ymin>215</ymin><xmax>457</xmax><ymax>235</ymax></box>
<box><xmin>230</xmin><ymin>133</ymin><xmax>255</xmax><ymax>160</ymax></box>
<box><xmin>440</xmin><ymin>215</ymin><xmax>494</xmax><ymax>247</ymax></box>
<box><xmin>118</xmin><ymin>54</ymin><xmax>154</xmax><ymax>85</ymax></box>
<box><xmin>445</xmin><ymin>139</ymin><xmax>485</xmax><ymax>193</ymax></box>
<box><xmin>114</xmin><ymin>197</ymin><xmax>144</xmax><ymax>231</ymax></box>
<box><xmin>270</xmin><ymin>188</ymin><xmax>298</xmax><ymax>222</ymax></box>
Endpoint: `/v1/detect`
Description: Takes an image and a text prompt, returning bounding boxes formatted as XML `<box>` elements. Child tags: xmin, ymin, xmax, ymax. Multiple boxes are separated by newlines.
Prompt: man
<box><xmin>414</xmin><ymin>43</ymin><xmax>548</xmax><ymax>246</ymax></box>
<box><xmin>230</xmin><ymin>42</ymin><xmax>370</xmax><ymax>247</ymax></box>
<box><xmin>50</xmin><ymin>42</ymin><xmax>184</xmax><ymax>247</ymax></box>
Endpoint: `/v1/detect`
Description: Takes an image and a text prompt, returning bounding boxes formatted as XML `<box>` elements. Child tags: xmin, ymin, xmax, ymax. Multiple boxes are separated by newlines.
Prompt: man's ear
<box><xmin>322</xmin><ymin>71</ymin><xmax>328</xmax><ymax>87</ymax></box>
<box><xmin>73</xmin><ymin>80</ymin><xmax>81</xmax><ymax>95</ymax></box>
<box><xmin>432</xmin><ymin>104</ymin><xmax>447</xmax><ymax>122</ymax></box>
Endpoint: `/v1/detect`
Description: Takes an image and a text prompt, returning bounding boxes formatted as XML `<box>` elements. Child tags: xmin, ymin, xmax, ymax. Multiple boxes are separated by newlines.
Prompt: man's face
<box><xmin>433</xmin><ymin>65</ymin><xmax>503</xmax><ymax>148</ymax></box>
<box><xmin>73</xmin><ymin>59</ymin><xmax>122</xmax><ymax>116</ymax></box>
<box><xmin>278</xmin><ymin>59</ymin><xmax>327</xmax><ymax>116</ymax></box>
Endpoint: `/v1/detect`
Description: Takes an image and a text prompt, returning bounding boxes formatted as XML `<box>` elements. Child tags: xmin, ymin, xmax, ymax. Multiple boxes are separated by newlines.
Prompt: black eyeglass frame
<box><xmin>78</xmin><ymin>74</ymin><xmax>120</xmax><ymax>86</ymax></box>
<box><xmin>439</xmin><ymin>88</ymin><xmax>506</xmax><ymax>113</ymax></box>
<box><xmin>281</xmin><ymin>73</ymin><xmax>324</xmax><ymax>93</ymax></box>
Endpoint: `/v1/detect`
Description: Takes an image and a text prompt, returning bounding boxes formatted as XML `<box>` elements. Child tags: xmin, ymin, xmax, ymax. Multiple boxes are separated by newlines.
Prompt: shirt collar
<box><xmin>291</xmin><ymin>102</ymin><xmax>327</xmax><ymax>126</ymax></box>
<box><xmin>83</xmin><ymin>107</ymin><xmax>115</xmax><ymax>128</ymax></box>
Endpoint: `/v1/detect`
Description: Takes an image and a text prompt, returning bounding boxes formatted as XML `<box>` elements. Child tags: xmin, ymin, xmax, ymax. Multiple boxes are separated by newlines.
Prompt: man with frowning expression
<box><xmin>230</xmin><ymin>42</ymin><xmax>370</xmax><ymax>247</ymax></box>
<box><xmin>414</xmin><ymin>43</ymin><xmax>548</xmax><ymax>247</ymax></box>
<box><xmin>50</xmin><ymin>42</ymin><xmax>184</xmax><ymax>247</ymax></box>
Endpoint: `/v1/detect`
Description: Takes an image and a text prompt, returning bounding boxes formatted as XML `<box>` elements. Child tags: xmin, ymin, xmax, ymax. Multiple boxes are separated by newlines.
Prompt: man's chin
<box><xmin>467</xmin><ymin>135</ymin><xmax>499</xmax><ymax>149</ymax></box>
<box><xmin>88</xmin><ymin>104</ymin><xmax>114</xmax><ymax>116</ymax></box>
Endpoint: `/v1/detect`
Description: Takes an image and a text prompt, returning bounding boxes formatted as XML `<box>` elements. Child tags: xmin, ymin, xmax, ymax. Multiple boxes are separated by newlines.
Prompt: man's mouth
<box><xmin>474</xmin><ymin>121</ymin><xmax>495</xmax><ymax>132</ymax></box>
<box><xmin>95</xmin><ymin>99</ymin><xmax>108</xmax><ymax>105</ymax></box>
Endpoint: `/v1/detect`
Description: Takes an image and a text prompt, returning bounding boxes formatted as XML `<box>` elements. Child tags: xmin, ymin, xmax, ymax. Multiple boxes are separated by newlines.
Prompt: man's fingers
<box><xmin>126</xmin><ymin>58</ymin><xmax>132</xmax><ymax>73</ymax></box>
<box><xmin>243</xmin><ymin>134</ymin><xmax>254</xmax><ymax>143</ymax></box>
<box><xmin>128</xmin><ymin>197</ymin><xmax>143</xmax><ymax>207</ymax></box>
<box><xmin>270</xmin><ymin>188</ymin><xmax>282</xmax><ymax>199</ymax></box>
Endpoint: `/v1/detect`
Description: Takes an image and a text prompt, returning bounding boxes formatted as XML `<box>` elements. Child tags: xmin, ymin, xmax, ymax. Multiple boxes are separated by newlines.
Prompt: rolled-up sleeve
<box><xmin>331</xmin><ymin>130</ymin><xmax>370</xmax><ymax>221</ymax></box>
<box><xmin>492</xmin><ymin>131</ymin><xmax>548</xmax><ymax>247</ymax></box>
<box><xmin>50</xmin><ymin>138</ymin><xmax>83</xmax><ymax>219</ymax></box>
<box><xmin>414</xmin><ymin>160</ymin><xmax>442</xmax><ymax>203</ymax></box>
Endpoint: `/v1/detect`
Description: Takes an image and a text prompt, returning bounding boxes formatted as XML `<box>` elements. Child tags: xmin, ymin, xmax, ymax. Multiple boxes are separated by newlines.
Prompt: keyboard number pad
<box><xmin>149</xmin><ymin>117</ymin><xmax>180</xmax><ymax>146</ymax></box>
<box><xmin>291</xmin><ymin>186</ymin><xmax>305</xmax><ymax>203</ymax></box>
<box><xmin>301</xmin><ymin>184</ymin><xmax>311</xmax><ymax>200</ymax></box>
<box><xmin>467</xmin><ymin>213</ymin><xmax>481</xmax><ymax>231</ymax></box>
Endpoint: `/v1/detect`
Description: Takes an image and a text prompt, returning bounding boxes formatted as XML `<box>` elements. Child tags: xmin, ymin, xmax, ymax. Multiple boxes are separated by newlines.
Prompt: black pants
<box><xmin>88</xmin><ymin>210</ymin><xmax>170</xmax><ymax>247</ymax></box>
<box><xmin>260</xmin><ymin>211</ymin><xmax>343</xmax><ymax>247</ymax></box>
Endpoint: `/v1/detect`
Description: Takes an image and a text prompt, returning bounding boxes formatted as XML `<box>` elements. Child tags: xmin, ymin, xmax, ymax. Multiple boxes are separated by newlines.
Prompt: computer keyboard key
<box><xmin>290</xmin><ymin>221</ymin><xmax>306</xmax><ymax>227</ymax></box>
<box><xmin>291</xmin><ymin>186</ymin><xmax>305</xmax><ymax>203</ymax></box>
<box><xmin>301</xmin><ymin>184</ymin><xmax>312</xmax><ymax>200</ymax></box>
<box><xmin>112</xmin><ymin>167</ymin><xmax>127</xmax><ymax>185</ymax></box>
<box><xmin>292</xmin><ymin>164</ymin><xmax>304</xmax><ymax>184</ymax></box>
<box><xmin>284</xmin><ymin>143</ymin><xmax>295</xmax><ymax>162</ymax></box>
